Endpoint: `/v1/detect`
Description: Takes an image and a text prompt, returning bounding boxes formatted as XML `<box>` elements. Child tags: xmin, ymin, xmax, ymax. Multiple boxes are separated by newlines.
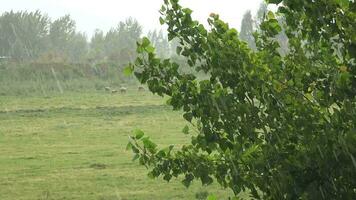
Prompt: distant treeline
<box><xmin>0</xmin><ymin>4</ymin><xmax>289</xmax><ymax>96</ymax></box>
<box><xmin>0</xmin><ymin>10</ymin><xmax>175</xmax><ymax>64</ymax></box>
<box><xmin>0</xmin><ymin>3</ymin><xmax>288</xmax><ymax>66</ymax></box>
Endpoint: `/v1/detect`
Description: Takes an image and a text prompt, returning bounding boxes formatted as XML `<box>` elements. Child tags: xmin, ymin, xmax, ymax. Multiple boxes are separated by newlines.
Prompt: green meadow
<box><xmin>0</xmin><ymin>64</ymin><xmax>236</xmax><ymax>199</ymax></box>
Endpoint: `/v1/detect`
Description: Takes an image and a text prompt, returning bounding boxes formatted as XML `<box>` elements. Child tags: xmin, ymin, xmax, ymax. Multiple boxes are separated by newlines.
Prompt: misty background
<box><xmin>0</xmin><ymin>0</ymin><xmax>286</xmax><ymax>96</ymax></box>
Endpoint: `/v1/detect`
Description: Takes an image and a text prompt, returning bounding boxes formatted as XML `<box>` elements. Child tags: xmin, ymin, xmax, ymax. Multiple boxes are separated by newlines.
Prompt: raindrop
<box><xmin>332</xmin><ymin>149</ymin><xmax>338</xmax><ymax>161</ymax></box>
<box><xmin>51</xmin><ymin>67</ymin><xmax>63</xmax><ymax>94</ymax></box>
<box><xmin>317</xmin><ymin>145</ymin><xmax>324</xmax><ymax>159</ymax></box>
<box><xmin>349</xmin><ymin>153</ymin><xmax>356</xmax><ymax>170</ymax></box>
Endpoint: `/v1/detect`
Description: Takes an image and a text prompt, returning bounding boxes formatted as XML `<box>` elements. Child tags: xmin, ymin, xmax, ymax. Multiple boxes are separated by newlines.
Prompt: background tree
<box><xmin>48</xmin><ymin>15</ymin><xmax>76</xmax><ymax>61</ymax></box>
<box><xmin>0</xmin><ymin>11</ymin><xmax>89</xmax><ymax>63</ymax></box>
<box><xmin>0</xmin><ymin>11</ymin><xmax>143</xmax><ymax>64</ymax></box>
<box><xmin>127</xmin><ymin>0</ymin><xmax>356</xmax><ymax>199</ymax></box>
<box><xmin>102</xmin><ymin>17</ymin><xmax>142</xmax><ymax>64</ymax></box>
<box><xmin>155</xmin><ymin>30</ymin><xmax>170</xmax><ymax>58</ymax></box>
<box><xmin>66</xmin><ymin>32</ymin><xmax>88</xmax><ymax>62</ymax></box>
<box><xmin>0</xmin><ymin>10</ymin><xmax>49</xmax><ymax>60</ymax></box>
<box><xmin>151</xmin><ymin>30</ymin><xmax>170</xmax><ymax>58</ymax></box>
<box><xmin>255</xmin><ymin>2</ymin><xmax>267</xmax><ymax>27</ymax></box>
<box><xmin>239</xmin><ymin>11</ymin><xmax>256</xmax><ymax>50</ymax></box>
<box><xmin>88</xmin><ymin>29</ymin><xmax>106</xmax><ymax>61</ymax></box>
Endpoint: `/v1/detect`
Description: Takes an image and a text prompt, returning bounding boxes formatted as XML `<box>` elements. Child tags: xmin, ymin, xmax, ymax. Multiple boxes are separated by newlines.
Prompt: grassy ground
<box><xmin>0</xmin><ymin>89</ymin><xmax>237</xmax><ymax>200</ymax></box>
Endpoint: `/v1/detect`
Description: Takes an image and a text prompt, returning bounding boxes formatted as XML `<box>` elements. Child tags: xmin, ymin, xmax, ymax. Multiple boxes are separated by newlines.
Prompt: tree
<box><xmin>66</xmin><ymin>32</ymin><xmax>88</xmax><ymax>62</ymax></box>
<box><xmin>240</xmin><ymin>11</ymin><xmax>256</xmax><ymax>50</ymax></box>
<box><xmin>147</xmin><ymin>29</ymin><xmax>158</xmax><ymax>45</ymax></box>
<box><xmin>127</xmin><ymin>0</ymin><xmax>356</xmax><ymax>199</ymax></box>
<box><xmin>0</xmin><ymin>11</ymin><xmax>89</xmax><ymax>63</ymax></box>
<box><xmin>48</xmin><ymin>15</ymin><xmax>76</xmax><ymax>61</ymax></box>
<box><xmin>101</xmin><ymin>17</ymin><xmax>142</xmax><ymax>64</ymax></box>
<box><xmin>255</xmin><ymin>2</ymin><xmax>267</xmax><ymax>27</ymax></box>
<box><xmin>0</xmin><ymin>10</ymin><xmax>50</xmax><ymax>60</ymax></box>
<box><xmin>89</xmin><ymin>29</ymin><xmax>106</xmax><ymax>61</ymax></box>
<box><xmin>148</xmin><ymin>29</ymin><xmax>170</xmax><ymax>58</ymax></box>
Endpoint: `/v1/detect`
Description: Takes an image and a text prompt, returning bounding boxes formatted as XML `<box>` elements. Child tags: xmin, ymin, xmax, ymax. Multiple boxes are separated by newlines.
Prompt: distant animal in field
<box><xmin>104</xmin><ymin>87</ymin><xmax>111</xmax><ymax>92</ymax></box>
<box><xmin>138</xmin><ymin>86</ymin><xmax>145</xmax><ymax>91</ymax></box>
<box><xmin>120</xmin><ymin>87</ymin><xmax>127</xmax><ymax>93</ymax></box>
<box><xmin>111</xmin><ymin>89</ymin><xmax>118</xmax><ymax>94</ymax></box>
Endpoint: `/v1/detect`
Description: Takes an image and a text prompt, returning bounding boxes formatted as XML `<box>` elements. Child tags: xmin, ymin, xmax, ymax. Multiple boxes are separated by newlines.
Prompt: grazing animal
<box><xmin>120</xmin><ymin>87</ymin><xmax>127</xmax><ymax>93</ymax></box>
<box><xmin>104</xmin><ymin>87</ymin><xmax>111</xmax><ymax>92</ymax></box>
<box><xmin>138</xmin><ymin>86</ymin><xmax>145</xmax><ymax>91</ymax></box>
<box><xmin>111</xmin><ymin>89</ymin><xmax>118</xmax><ymax>94</ymax></box>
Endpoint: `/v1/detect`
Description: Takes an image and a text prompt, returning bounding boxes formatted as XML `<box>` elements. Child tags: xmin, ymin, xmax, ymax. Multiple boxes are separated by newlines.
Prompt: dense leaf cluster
<box><xmin>127</xmin><ymin>0</ymin><xmax>356</xmax><ymax>199</ymax></box>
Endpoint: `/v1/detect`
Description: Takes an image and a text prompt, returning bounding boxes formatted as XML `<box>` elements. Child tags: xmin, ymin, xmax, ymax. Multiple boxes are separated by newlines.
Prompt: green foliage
<box><xmin>127</xmin><ymin>0</ymin><xmax>356</xmax><ymax>199</ymax></box>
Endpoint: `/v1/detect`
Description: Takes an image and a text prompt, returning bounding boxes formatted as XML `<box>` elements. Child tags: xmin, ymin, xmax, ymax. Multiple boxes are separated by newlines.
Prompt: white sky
<box><xmin>0</xmin><ymin>0</ymin><xmax>265</xmax><ymax>38</ymax></box>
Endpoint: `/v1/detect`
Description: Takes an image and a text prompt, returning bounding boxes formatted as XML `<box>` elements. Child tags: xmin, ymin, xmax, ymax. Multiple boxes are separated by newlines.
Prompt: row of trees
<box><xmin>0</xmin><ymin>11</ymin><xmax>87</xmax><ymax>62</ymax></box>
<box><xmin>0</xmin><ymin>8</ymin><xmax>289</xmax><ymax>65</ymax></box>
<box><xmin>0</xmin><ymin>10</ymin><xmax>172</xmax><ymax>64</ymax></box>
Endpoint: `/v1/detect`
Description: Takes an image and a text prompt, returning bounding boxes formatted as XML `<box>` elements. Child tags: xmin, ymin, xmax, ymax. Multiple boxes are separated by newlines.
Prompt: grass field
<box><xmin>0</xmin><ymin>88</ymin><xmax>237</xmax><ymax>199</ymax></box>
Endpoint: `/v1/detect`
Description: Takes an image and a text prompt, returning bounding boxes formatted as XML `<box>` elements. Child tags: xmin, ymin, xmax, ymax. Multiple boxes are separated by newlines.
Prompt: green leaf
<box><xmin>131</xmin><ymin>146</ymin><xmax>139</xmax><ymax>153</ymax></box>
<box><xmin>267</xmin><ymin>0</ymin><xmax>283</xmax><ymax>4</ymax></box>
<box><xmin>134</xmin><ymin>129</ymin><xmax>145</xmax><ymax>139</ymax></box>
<box><xmin>182</xmin><ymin>8</ymin><xmax>193</xmax><ymax>15</ymax></box>
<box><xmin>201</xmin><ymin>174</ymin><xmax>213</xmax><ymax>185</ymax></box>
<box><xmin>267</xmin><ymin>11</ymin><xmax>275</xmax><ymax>20</ymax></box>
<box><xmin>123</xmin><ymin>65</ymin><xmax>134</xmax><ymax>76</ymax></box>
<box><xmin>145</xmin><ymin>45</ymin><xmax>155</xmax><ymax>54</ymax></box>
<box><xmin>125</xmin><ymin>142</ymin><xmax>133</xmax><ymax>151</ymax></box>
<box><xmin>176</xmin><ymin>46</ymin><xmax>182</xmax><ymax>55</ymax></box>
<box><xmin>132</xmin><ymin>154</ymin><xmax>139</xmax><ymax>161</ymax></box>
<box><xmin>160</xmin><ymin>5</ymin><xmax>166</xmax><ymax>13</ymax></box>
<box><xmin>336</xmin><ymin>0</ymin><xmax>349</xmax><ymax>9</ymax></box>
<box><xmin>206</xmin><ymin>194</ymin><xmax>217</xmax><ymax>200</ymax></box>
<box><xmin>163</xmin><ymin>174</ymin><xmax>172</xmax><ymax>181</ymax></box>
<box><xmin>141</xmin><ymin>37</ymin><xmax>150</xmax><ymax>48</ymax></box>
<box><xmin>159</xmin><ymin>17</ymin><xmax>165</xmax><ymax>25</ymax></box>
<box><xmin>136</xmin><ymin>46</ymin><xmax>144</xmax><ymax>53</ymax></box>
<box><xmin>183</xmin><ymin>112</ymin><xmax>193</xmax><ymax>122</ymax></box>
<box><xmin>197</xmin><ymin>24</ymin><xmax>207</xmax><ymax>35</ymax></box>
<box><xmin>241</xmin><ymin>144</ymin><xmax>260</xmax><ymax>161</ymax></box>
<box><xmin>182</xmin><ymin>173</ymin><xmax>194</xmax><ymax>188</ymax></box>
<box><xmin>166</xmin><ymin>98</ymin><xmax>172</xmax><ymax>105</ymax></box>
<box><xmin>142</xmin><ymin>137</ymin><xmax>157</xmax><ymax>150</ymax></box>
<box><xmin>182</xmin><ymin>125</ymin><xmax>189</xmax><ymax>134</ymax></box>
<box><xmin>170</xmin><ymin>0</ymin><xmax>179</xmax><ymax>5</ymax></box>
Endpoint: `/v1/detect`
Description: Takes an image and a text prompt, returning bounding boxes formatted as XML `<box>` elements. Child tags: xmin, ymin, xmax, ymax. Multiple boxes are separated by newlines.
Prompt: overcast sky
<box><xmin>0</xmin><ymin>0</ymin><xmax>265</xmax><ymax>37</ymax></box>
